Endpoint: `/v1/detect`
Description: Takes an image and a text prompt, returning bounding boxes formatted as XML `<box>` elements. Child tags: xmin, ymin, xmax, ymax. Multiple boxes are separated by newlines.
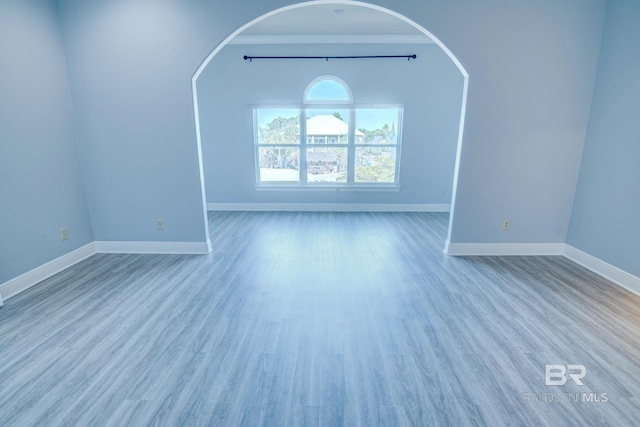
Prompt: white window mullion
<box><xmin>347</xmin><ymin>108</ymin><xmax>356</xmax><ymax>184</ymax></box>
<box><xmin>393</xmin><ymin>108</ymin><xmax>403</xmax><ymax>186</ymax></box>
<box><xmin>253</xmin><ymin>108</ymin><xmax>261</xmax><ymax>185</ymax></box>
<box><xmin>300</xmin><ymin>109</ymin><xmax>307</xmax><ymax>184</ymax></box>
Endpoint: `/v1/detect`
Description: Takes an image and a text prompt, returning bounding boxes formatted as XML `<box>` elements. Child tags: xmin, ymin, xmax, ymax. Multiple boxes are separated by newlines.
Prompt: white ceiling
<box><xmin>235</xmin><ymin>4</ymin><xmax>432</xmax><ymax>44</ymax></box>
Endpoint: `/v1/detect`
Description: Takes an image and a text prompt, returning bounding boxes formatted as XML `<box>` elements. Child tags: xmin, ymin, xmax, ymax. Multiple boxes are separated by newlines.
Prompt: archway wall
<box><xmin>421</xmin><ymin>0</ymin><xmax>606</xmax><ymax>248</ymax></box>
<box><xmin>198</xmin><ymin>42</ymin><xmax>463</xmax><ymax>206</ymax></box>
<box><xmin>56</xmin><ymin>0</ymin><xmax>606</xmax><ymax>249</ymax></box>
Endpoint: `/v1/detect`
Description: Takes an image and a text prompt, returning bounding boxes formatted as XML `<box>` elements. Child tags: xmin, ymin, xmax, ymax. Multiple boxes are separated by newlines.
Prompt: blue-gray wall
<box><xmin>567</xmin><ymin>0</ymin><xmax>640</xmax><ymax>277</ymax></box>
<box><xmin>198</xmin><ymin>43</ymin><xmax>463</xmax><ymax>205</ymax></box>
<box><xmin>439</xmin><ymin>0</ymin><xmax>606</xmax><ymax>245</ymax></box>
<box><xmin>57</xmin><ymin>0</ymin><xmax>210</xmax><ymax>243</ymax></box>
<box><xmin>0</xmin><ymin>0</ymin><xmax>93</xmax><ymax>284</ymax></box>
<box><xmin>4</xmin><ymin>0</ymin><xmax>628</xmax><ymax>286</ymax></box>
<box><xmin>53</xmin><ymin>0</ymin><xmax>605</xmax><ymax>248</ymax></box>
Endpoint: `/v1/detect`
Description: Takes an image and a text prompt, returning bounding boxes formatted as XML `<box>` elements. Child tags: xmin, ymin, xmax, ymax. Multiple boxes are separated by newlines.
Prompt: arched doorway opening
<box><xmin>192</xmin><ymin>0</ymin><xmax>468</xmax><ymax>252</ymax></box>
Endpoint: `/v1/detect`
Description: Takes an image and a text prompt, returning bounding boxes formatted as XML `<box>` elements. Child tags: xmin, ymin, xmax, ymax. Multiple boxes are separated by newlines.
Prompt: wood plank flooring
<box><xmin>1</xmin><ymin>211</ymin><xmax>640</xmax><ymax>426</ymax></box>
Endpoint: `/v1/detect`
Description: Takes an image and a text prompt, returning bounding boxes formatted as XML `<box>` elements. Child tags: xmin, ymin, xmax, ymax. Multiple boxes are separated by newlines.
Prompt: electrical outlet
<box><xmin>210</xmin><ymin>188</ymin><xmax>214</xmax><ymax>195</ymax></box>
<box><xmin>502</xmin><ymin>219</ymin><xmax>511</xmax><ymax>231</ymax></box>
<box><xmin>442</xmin><ymin>189</ymin><xmax>447</xmax><ymax>197</ymax></box>
<box><xmin>60</xmin><ymin>227</ymin><xmax>68</xmax><ymax>240</ymax></box>
<box><xmin>156</xmin><ymin>218</ymin><xmax>164</xmax><ymax>230</ymax></box>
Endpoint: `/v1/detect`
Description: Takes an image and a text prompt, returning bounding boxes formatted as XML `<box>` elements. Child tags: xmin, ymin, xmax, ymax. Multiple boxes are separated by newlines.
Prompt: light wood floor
<box><xmin>1</xmin><ymin>212</ymin><xmax>640</xmax><ymax>426</ymax></box>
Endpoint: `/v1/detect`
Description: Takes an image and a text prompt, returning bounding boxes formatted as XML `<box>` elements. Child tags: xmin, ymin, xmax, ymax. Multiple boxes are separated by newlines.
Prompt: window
<box><xmin>253</xmin><ymin>76</ymin><xmax>402</xmax><ymax>188</ymax></box>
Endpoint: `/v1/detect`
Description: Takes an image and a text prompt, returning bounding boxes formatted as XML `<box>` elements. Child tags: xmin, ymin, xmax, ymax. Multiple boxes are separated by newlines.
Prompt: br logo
<box><xmin>545</xmin><ymin>365</ymin><xmax>586</xmax><ymax>386</ymax></box>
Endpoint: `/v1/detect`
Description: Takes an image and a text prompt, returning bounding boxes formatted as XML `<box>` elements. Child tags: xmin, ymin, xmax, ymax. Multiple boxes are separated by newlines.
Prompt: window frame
<box><xmin>253</xmin><ymin>77</ymin><xmax>402</xmax><ymax>190</ymax></box>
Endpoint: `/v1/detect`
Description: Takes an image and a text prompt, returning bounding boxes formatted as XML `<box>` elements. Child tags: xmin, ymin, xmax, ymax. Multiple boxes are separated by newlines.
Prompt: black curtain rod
<box><xmin>243</xmin><ymin>54</ymin><xmax>417</xmax><ymax>62</ymax></box>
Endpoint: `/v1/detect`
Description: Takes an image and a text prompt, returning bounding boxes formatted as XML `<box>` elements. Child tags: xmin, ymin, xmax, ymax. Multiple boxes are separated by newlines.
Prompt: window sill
<box><xmin>255</xmin><ymin>184</ymin><xmax>401</xmax><ymax>192</ymax></box>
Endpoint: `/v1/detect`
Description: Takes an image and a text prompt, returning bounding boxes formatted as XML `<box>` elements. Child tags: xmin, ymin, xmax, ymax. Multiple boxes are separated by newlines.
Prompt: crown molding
<box><xmin>229</xmin><ymin>34</ymin><xmax>433</xmax><ymax>45</ymax></box>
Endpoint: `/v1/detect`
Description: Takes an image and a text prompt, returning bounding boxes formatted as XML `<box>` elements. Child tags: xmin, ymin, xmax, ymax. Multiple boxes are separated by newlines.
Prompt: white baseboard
<box><xmin>3</xmin><ymin>238</ymin><xmax>637</xmax><ymax>308</ymax></box>
<box><xmin>563</xmin><ymin>245</ymin><xmax>640</xmax><ymax>297</ymax></box>
<box><xmin>207</xmin><ymin>203</ymin><xmax>450</xmax><ymax>212</ymax></box>
<box><xmin>0</xmin><ymin>243</ymin><xmax>97</xmax><ymax>301</ymax></box>
<box><xmin>445</xmin><ymin>242</ymin><xmax>565</xmax><ymax>256</ymax></box>
<box><xmin>444</xmin><ymin>241</ymin><xmax>640</xmax><ymax>297</ymax></box>
<box><xmin>94</xmin><ymin>241</ymin><xmax>211</xmax><ymax>255</ymax></box>
<box><xmin>0</xmin><ymin>240</ymin><xmax>212</xmax><ymax>302</ymax></box>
